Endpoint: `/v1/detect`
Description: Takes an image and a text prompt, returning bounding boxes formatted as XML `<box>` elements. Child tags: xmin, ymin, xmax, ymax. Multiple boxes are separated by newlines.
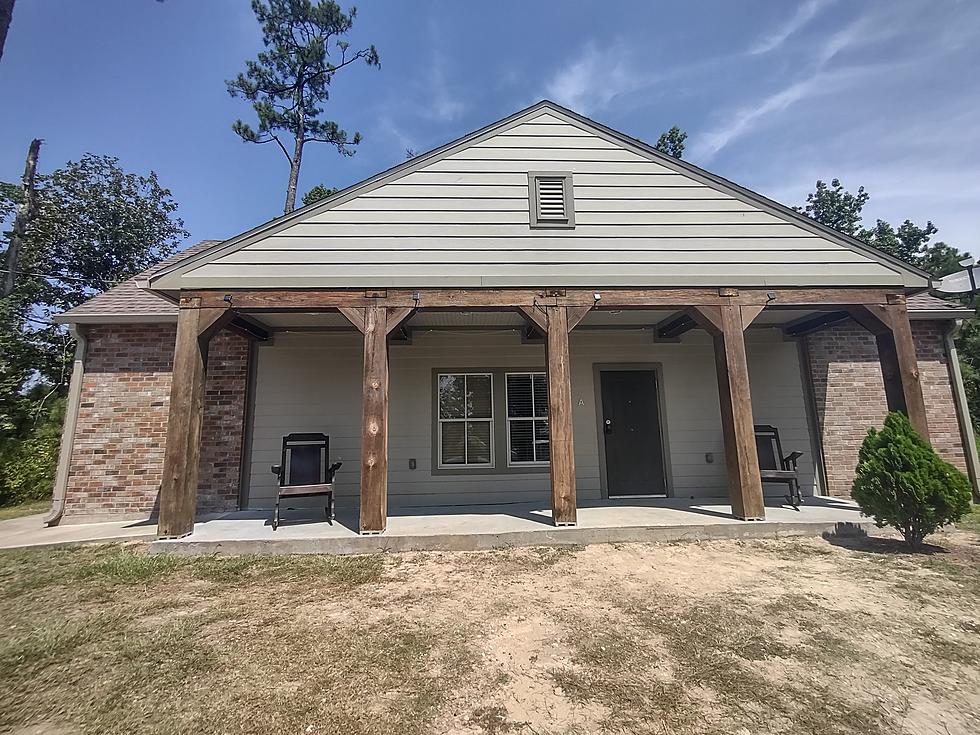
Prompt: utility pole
<box><xmin>2</xmin><ymin>138</ymin><xmax>41</xmax><ymax>298</ymax></box>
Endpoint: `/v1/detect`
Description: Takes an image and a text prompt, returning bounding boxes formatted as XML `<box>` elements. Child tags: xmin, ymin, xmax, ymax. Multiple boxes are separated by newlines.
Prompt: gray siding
<box><xmin>245</xmin><ymin>328</ymin><xmax>816</xmax><ymax>510</ymax></box>
<box><xmin>176</xmin><ymin>110</ymin><xmax>908</xmax><ymax>288</ymax></box>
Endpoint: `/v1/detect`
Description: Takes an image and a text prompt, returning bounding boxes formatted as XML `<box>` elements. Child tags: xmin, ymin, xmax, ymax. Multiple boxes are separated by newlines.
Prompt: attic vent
<box><xmin>529</xmin><ymin>172</ymin><xmax>575</xmax><ymax>229</ymax></box>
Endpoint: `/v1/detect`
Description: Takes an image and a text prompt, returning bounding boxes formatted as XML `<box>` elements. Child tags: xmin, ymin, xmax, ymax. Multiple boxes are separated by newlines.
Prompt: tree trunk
<box><xmin>2</xmin><ymin>137</ymin><xmax>41</xmax><ymax>298</ymax></box>
<box><xmin>283</xmin><ymin>86</ymin><xmax>305</xmax><ymax>214</ymax></box>
<box><xmin>0</xmin><ymin>0</ymin><xmax>14</xmax><ymax>62</ymax></box>
<box><xmin>284</xmin><ymin>133</ymin><xmax>304</xmax><ymax>214</ymax></box>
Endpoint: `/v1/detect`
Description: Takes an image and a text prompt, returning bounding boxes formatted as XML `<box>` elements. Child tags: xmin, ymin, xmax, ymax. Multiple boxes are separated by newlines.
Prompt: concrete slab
<box><xmin>149</xmin><ymin>496</ymin><xmax>873</xmax><ymax>556</ymax></box>
<box><xmin>0</xmin><ymin>513</ymin><xmax>157</xmax><ymax>549</ymax></box>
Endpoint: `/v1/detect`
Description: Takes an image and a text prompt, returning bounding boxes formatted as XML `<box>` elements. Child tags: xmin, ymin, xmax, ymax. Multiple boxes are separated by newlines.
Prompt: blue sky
<box><xmin>2</xmin><ymin>0</ymin><xmax>978</xmax><ymax>252</ymax></box>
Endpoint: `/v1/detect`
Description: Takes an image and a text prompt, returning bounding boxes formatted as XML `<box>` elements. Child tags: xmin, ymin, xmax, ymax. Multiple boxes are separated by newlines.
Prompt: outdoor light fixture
<box><xmin>223</xmin><ymin>294</ymin><xmax>234</xmax><ymax>304</ymax></box>
<box><xmin>766</xmin><ymin>291</ymin><xmax>777</xmax><ymax>303</ymax></box>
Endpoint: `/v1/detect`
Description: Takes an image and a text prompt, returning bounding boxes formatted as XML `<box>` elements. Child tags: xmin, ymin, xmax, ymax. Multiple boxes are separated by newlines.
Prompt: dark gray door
<box><xmin>599</xmin><ymin>370</ymin><xmax>667</xmax><ymax>496</ymax></box>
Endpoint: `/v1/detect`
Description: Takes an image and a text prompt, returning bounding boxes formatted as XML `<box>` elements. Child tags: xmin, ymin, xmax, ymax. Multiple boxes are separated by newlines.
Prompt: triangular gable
<box><xmin>150</xmin><ymin>101</ymin><xmax>928</xmax><ymax>291</ymax></box>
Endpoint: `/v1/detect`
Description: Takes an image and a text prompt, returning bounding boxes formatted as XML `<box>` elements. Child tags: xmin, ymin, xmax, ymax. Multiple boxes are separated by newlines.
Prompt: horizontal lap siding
<box><xmin>245</xmin><ymin>329</ymin><xmax>816</xmax><ymax>509</ymax></box>
<box><xmin>185</xmin><ymin>113</ymin><xmax>904</xmax><ymax>288</ymax></box>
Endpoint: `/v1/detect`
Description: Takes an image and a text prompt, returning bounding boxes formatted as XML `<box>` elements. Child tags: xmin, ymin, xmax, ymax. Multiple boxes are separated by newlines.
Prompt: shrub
<box><xmin>0</xmin><ymin>397</ymin><xmax>64</xmax><ymax>507</ymax></box>
<box><xmin>852</xmin><ymin>412</ymin><xmax>972</xmax><ymax>548</ymax></box>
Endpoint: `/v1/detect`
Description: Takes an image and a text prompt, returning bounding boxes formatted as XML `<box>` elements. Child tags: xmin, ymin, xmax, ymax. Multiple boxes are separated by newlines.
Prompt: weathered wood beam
<box><xmin>157</xmin><ymin>301</ymin><xmax>235</xmax><ymax>539</ymax></box>
<box><xmin>337</xmin><ymin>306</ymin><xmax>366</xmax><ymax>333</ymax></box>
<box><xmin>565</xmin><ymin>305</ymin><xmax>593</xmax><ymax>332</ymax></box>
<box><xmin>517</xmin><ymin>305</ymin><xmax>548</xmax><ymax>334</ymax></box>
<box><xmin>187</xmin><ymin>287</ymin><xmax>903</xmax><ymax>311</ymax></box>
<box><xmin>545</xmin><ymin>306</ymin><xmax>577</xmax><ymax>525</ymax></box>
<box><xmin>848</xmin><ymin>300</ymin><xmax>929</xmax><ymax>439</ymax></box>
<box><xmin>691</xmin><ymin>303</ymin><xmax>765</xmax><ymax>521</ymax></box>
<box><xmin>385</xmin><ymin>307</ymin><xmax>415</xmax><ymax>335</ymax></box>
<box><xmin>359</xmin><ymin>304</ymin><xmax>389</xmax><ymax>534</ymax></box>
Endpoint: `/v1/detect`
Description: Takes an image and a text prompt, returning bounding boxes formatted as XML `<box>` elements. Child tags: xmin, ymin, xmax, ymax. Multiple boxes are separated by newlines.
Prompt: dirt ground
<box><xmin>1</xmin><ymin>522</ymin><xmax>979</xmax><ymax>735</ymax></box>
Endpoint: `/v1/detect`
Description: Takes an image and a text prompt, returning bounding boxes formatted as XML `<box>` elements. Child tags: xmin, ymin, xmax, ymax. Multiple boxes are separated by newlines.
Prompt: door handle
<box><xmin>604</xmin><ymin>418</ymin><xmax>613</xmax><ymax>435</ymax></box>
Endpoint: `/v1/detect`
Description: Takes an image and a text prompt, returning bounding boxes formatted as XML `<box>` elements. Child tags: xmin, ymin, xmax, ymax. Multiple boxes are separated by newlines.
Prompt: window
<box><xmin>528</xmin><ymin>172</ymin><xmax>575</xmax><ymax>229</ymax></box>
<box><xmin>506</xmin><ymin>372</ymin><xmax>549</xmax><ymax>465</ymax></box>
<box><xmin>437</xmin><ymin>373</ymin><xmax>493</xmax><ymax>467</ymax></box>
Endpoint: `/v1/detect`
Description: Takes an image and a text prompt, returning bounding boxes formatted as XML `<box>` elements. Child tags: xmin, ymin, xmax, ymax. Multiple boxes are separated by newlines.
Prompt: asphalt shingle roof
<box><xmin>54</xmin><ymin>240</ymin><xmax>220</xmax><ymax>322</ymax></box>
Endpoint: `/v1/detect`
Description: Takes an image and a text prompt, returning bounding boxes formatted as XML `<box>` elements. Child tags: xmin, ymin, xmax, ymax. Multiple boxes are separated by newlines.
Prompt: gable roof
<box><xmin>54</xmin><ymin>240</ymin><xmax>220</xmax><ymax>324</ymax></box>
<box><xmin>147</xmin><ymin>100</ymin><xmax>930</xmax><ymax>291</ymax></box>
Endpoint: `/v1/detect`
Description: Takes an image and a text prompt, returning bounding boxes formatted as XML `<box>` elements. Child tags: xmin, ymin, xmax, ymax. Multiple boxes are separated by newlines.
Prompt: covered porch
<box><xmin>155</xmin><ymin>287</ymin><xmax>929</xmax><ymax>540</ymax></box>
<box><xmin>150</xmin><ymin>495</ymin><xmax>871</xmax><ymax>555</ymax></box>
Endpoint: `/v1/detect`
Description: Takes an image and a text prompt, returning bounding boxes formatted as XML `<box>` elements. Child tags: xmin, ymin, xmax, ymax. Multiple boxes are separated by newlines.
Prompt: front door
<box><xmin>599</xmin><ymin>369</ymin><xmax>667</xmax><ymax>496</ymax></box>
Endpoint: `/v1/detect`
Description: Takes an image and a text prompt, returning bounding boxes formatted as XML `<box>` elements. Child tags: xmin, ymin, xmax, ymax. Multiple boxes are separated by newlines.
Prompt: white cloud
<box><xmin>424</xmin><ymin>49</ymin><xmax>467</xmax><ymax>123</ymax></box>
<box><xmin>749</xmin><ymin>0</ymin><xmax>831</xmax><ymax>55</ymax></box>
<box><xmin>543</xmin><ymin>41</ymin><xmax>646</xmax><ymax>115</ymax></box>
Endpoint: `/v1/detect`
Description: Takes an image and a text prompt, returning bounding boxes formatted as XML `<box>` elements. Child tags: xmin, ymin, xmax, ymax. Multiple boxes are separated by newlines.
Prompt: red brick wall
<box><xmin>62</xmin><ymin>324</ymin><xmax>249</xmax><ymax>520</ymax></box>
<box><xmin>805</xmin><ymin>319</ymin><xmax>966</xmax><ymax>497</ymax></box>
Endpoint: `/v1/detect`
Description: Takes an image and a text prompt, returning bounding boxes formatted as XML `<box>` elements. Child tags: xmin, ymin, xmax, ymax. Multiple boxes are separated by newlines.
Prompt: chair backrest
<box><xmin>754</xmin><ymin>425</ymin><xmax>784</xmax><ymax>471</ymax></box>
<box><xmin>280</xmin><ymin>433</ymin><xmax>329</xmax><ymax>486</ymax></box>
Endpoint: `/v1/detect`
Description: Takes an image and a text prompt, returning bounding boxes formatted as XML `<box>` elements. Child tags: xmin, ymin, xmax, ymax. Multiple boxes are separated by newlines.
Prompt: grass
<box><xmin>955</xmin><ymin>503</ymin><xmax>980</xmax><ymax>534</ymax></box>
<box><xmin>0</xmin><ymin>527</ymin><xmax>979</xmax><ymax>734</ymax></box>
<box><xmin>0</xmin><ymin>498</ymin><xmax>50</xmax><ymax>521</ymax></box>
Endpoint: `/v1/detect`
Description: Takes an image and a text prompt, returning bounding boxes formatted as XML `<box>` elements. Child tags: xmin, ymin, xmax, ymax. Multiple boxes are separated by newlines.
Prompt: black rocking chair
<box><xmin>754</xmin><ymin>425</ymin><xmax>804</xmax><ymax>510</ymax></box>
<box><xmin>270</xmin><ymin>433</ymin><xmax>342</xmax><ymax>530</ymax></box>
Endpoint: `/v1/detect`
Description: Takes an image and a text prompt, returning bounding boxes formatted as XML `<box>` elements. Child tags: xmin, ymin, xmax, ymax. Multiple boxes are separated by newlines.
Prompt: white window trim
<box><xmin>505</xmin><ymin>371</ymin><xmax>550</xmax><ymax>467</ymax></box>
<box><xmin>436</xmin><ymin>372</ymin><xmax>495</xmax><ymax>469</ymax></box>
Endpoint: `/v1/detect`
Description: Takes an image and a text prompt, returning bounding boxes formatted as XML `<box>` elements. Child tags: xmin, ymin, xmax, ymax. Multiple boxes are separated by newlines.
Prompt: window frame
<box><xmin>505</xmin><ymin>371</ymin><xmax>550</xmax><ymax>467</ymax></box>
<box><xmin>528</xmin><ymin>171</ymin><xmax>575</xmax><ymax>229</ymax></box>
<box><xmin>430</xmin><ymin>368</ymin><xmax>551</xmax><ymax>476</ymax></box>
<box><xmin>435</xmin><ymin>372</ymin><xmax>495</xmax><ymax>470</ymax></box>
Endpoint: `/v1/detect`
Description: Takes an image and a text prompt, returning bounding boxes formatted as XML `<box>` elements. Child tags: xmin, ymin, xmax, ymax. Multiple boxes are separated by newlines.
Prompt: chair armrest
<box><xmin>781</xmin><ymin>451</ymin><xmax>804</xmax><ymax>471</ymax></box>
<box><xmin>326</xmin><ymin>461</ymin><xmax>343</xmax><ymax>482</ymax></box>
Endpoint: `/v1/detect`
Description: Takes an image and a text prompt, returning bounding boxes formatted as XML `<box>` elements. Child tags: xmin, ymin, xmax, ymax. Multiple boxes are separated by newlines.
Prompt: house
<box><xmin>49</xmin><ymin>100</ymin><xmax>979</xmax><ymax>538</ymax></box>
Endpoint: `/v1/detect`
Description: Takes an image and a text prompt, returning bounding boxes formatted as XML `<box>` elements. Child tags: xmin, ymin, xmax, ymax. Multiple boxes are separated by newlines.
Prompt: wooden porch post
<box><xmin>339</xmin><ymin>305</ymin><xmax>414</xmax><ymax>534</ymax></box>
<box><xmin>849</xmin><ymin>298</ymin><xmax>929</xmax><ymax>439</ymax></box>
<box><xmin>690</xmin><ymin>303</ymin><xmax>766</xmax><ymax>520</ymax></box>
<box><xmin>518</xmin><ymin>304</ymin><xmax>589</xmax><ymax>526</ymax></box>
<box><xmin>157</xmin><ymin>299</ymin><xmax>233</xmax><ymax>539</ymax></box>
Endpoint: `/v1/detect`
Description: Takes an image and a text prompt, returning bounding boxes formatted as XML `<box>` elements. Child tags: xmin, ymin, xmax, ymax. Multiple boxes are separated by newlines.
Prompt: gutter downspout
<box><xmin>943</xmin><ymin>320</ymin><xmax>980</xmax><ymax>503</ymax></box>
<box><xmin>43</xmin><ymin>324</ymin><xmax>87</xmax><ymax>526</ymax></box>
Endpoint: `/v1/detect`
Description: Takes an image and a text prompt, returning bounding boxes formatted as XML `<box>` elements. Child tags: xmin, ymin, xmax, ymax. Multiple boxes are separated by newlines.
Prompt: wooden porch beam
<box><xmin>517</xmin><ymin>305</ymin><xmax>548</xmax><ymax>335</ymax></box>
<box><xmin>336</xmin><ymin>306</ymin><xmax>366</xmax><ymax>333</ymax></box>
<box><xmin>848</xmin><ymin>300</ymin><xmax>929</xmax><ymax>439</ymax></box>
<box><xmin>565</xmin><ymin>305</ymin><xmax>593</xmax><ymax>332</ymax></box>
<box><xmin>690</xmin><ymin>303</ymin><xmax>766</xmax><ymax>521</ymax></box>
<box><xmin>157</xmin><ymin>300</ymin><xmax>235</xmax><ymax>539</ymax></box>
<box><xmin>186</xmin><ymin>287</ymin><xmax>903</xmax><ymax>311</ymax></box>
<box><xmin>782</xmin><ymin>310</ymin><xmax>850</xmax><ymax>337</ymax></box>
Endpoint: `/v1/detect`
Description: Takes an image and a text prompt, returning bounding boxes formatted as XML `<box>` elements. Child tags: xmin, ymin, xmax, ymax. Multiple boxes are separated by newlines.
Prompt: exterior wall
<box><xmin>180</xmin><ymin>111</ymin><xmax>907</xmax><ymax>289</ymax></box>
<box><xmin>62</xmin><ymin>324</ymin><xmax>248</xmax><ymax>521</ymax></box>
<box><xmin>245</xmin><ymin>327</ymin><xmax>817</xmax><ymax>510</ymax></box>
<box><xmin>805</xmin><ymin>319</ymin><xmax>966</xmax><ymax>497</ymax></box>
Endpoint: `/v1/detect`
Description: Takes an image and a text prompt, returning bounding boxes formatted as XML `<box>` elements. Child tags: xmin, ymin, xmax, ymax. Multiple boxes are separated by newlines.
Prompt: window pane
<box><xmin>534</xmin><ymin>419</ymin><xmax>550</xmax><ymax>462</ymax></box>
<box><xmin>507</xmin><ymin>374</ymin><xmax>533</xmax><ymax>418</ymax></box>
<box><xmin>466</xmin><ymin>375</ymin><xmax>492</xmax><ymax>419</ymax></box>
<box><xmin>438</xmin><ymin>375</ymin><xmax>464</xmax><ymax>419</ymax></box>
<box><xmin>466</xmin><ymin>421</ymin><xmax>492</xmax><ymax>464</ymax></box>
<box><xmin>441</xmin><ymin>422</ymin><xmax>466</xmax><ymax>465</ymax></box>
<box><xmin>509</xmin><ymin>420</ymin><xmax>534</xmax><ymax>463</ymax></box>
<box><xmin>533</xmin><ymin>374</ymin><xmax>548</xmax><ymax>417</ymax></box>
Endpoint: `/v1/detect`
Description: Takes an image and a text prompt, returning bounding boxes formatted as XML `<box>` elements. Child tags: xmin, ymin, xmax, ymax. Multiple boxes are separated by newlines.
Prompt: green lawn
<box><xmin>0</xmin><ymin>499</ymin><xmax>50</xmax><ymax>521</ymax></box>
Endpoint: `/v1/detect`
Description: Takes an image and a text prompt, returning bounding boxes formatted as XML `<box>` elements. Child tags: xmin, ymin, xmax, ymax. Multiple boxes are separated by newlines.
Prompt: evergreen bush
<box><xmin>852</xmin><ymin>412</ymin><xmax>972</xmax><ymax>548</ymax></box>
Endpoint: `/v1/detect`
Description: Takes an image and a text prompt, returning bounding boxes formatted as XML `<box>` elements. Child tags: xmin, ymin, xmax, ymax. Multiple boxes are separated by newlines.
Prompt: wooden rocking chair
<box><xmin>754</xmin><ymin>425</ymin><xmax>804</xmax><ymax>510</ymax></box>
<box><xmin>270</xmin><ymin>433</ymin><xmax>342</xmax><ymax>530</ymax></box>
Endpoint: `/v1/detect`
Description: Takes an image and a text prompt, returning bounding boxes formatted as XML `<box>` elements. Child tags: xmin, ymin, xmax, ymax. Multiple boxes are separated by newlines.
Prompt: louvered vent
<box><xmin>536</xmin><ymin>177</ymin><xmax>566</xmax><ymax>219</ymax></box>
<box><xmin>529</xmin><ymin>172</ymin><xmax>575</xmax><ymax>228</ymax></box>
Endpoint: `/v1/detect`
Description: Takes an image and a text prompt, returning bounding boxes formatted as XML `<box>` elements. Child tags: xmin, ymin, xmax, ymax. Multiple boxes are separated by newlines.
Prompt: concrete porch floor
<box><xmin>149</xmin><ymin>495</ymin><xmax>872</xmax><ymax>556</ymax></box>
